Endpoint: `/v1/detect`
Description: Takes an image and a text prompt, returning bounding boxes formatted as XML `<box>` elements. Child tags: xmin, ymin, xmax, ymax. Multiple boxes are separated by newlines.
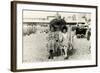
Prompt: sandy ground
<box><xmin>22</xmin><ymin>32</ymin><xmax>91</xmax><ymax>63</ymax></box>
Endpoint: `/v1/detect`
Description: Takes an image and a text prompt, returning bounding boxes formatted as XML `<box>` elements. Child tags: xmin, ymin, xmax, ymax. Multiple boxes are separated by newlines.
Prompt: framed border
<box><xmin>11</xmin><ymin>1</ymin><xmax>98</xmax><ymax>72</ymax></box>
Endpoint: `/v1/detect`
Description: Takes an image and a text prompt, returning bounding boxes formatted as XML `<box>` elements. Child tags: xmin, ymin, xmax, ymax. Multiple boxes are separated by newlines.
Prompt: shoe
<box><xmin>64</xmin><ymin>56</ymin><xmax>69</xmax><ymax>59</ymax></box>
<box><xmin>48</xmin><ymin>56</ymin><xmax>53</xmax><ymax>59</ymax></box>
<box><xmin>48</xmin><ymin>56</ymin><xmax>50</xmax><ymax>59</ymax></box>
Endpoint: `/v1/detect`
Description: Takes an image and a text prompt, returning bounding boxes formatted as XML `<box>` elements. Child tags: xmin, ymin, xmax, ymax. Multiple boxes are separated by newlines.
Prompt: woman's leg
<box><xmin>64</xmin><ymin>46</ymin><xmax>69</xmax><ymax>59</ymax></box>
<box><xmin>48</xmin><ymin>49</ymin><xmax>53</xmax><ymax>59</ymax></box>
<box><xmin>62</xmin><ymin>49</ymin><xmax>65</xmax><ymax>55</ymax></box>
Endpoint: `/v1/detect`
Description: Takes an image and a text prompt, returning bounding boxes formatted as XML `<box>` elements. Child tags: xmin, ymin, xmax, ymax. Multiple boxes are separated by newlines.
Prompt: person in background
<box><xmin>86</xmin><ymin>28</ymin><xmax>91</xmax><ymax>53</ymax></box>
<box><xmin>87</xmin><ymin>28</ymin><xmax>91</xmax><ymax>41</ymax></box>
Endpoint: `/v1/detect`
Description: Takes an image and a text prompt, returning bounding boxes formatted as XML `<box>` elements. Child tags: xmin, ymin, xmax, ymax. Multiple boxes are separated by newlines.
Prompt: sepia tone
<box><xmin>22</xmin><ymin>10</ymin><xmax>91</xmax><ymax>63</ymax></box>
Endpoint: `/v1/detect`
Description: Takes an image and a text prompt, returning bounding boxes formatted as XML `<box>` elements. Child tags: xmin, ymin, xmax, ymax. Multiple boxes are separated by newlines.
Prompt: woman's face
<box><xmin>63</xmin><ymin>29</ymin><xmax>67</xmax><ymax>33</ymax></box>
<box><xmin>50</xmin><ymin>27</ymin><xmax>54</xmax><ymax>32</ymax></box>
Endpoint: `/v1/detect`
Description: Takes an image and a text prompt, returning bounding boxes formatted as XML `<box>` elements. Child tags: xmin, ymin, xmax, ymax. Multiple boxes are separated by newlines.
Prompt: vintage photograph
<box><xmin>22</xmin><ymin>10</ymin><xmax>91</xmax><ymax>63</ymax></box>
<box><xmin>11</xmin><ymin>1</ymin><xmax>97</xmax><ymax>71</ymax></box>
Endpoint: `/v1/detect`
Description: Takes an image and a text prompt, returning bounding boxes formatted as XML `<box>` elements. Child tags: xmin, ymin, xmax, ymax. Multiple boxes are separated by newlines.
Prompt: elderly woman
<box><xmin>47</xmin><ymin>26</ymin><xmax>56</xmax><ymax>59</ymax></box>
<box><xmin>47</xmin><ymin>26</ymin><xmax>62</xmax><ymax>59</ymax></box>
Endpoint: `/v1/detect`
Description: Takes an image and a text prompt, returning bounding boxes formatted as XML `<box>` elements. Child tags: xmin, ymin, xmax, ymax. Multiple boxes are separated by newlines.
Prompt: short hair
<box><xmin>61</xmin><ymin>26</ymin><xmax>68</xmax><ymax>32</ymax></box>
